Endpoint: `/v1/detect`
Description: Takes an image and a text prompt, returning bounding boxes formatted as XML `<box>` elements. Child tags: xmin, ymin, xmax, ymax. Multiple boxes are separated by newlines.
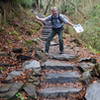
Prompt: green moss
<box><xmin>33</xmin><ymin>22</ymin><xmax>41</xmax><ymax>30</ymax></box>
<box><xmin>8</xmin><ymin>30</ymin><xmax>19</xmax><ymax>35</ymax></box>
<box><xmin>0</xmin><ymin>67</ymin><xmax>5</xmax><ymax>71</ymax></box>
<box><xmin>86</xmin><ymin>45</ymin><xmax>100</xmax><ymax>54</ymax></box>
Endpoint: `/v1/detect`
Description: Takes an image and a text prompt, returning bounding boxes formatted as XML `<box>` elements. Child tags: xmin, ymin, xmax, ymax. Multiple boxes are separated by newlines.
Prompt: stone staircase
<box><xmin>37</xmin><ymin>22</ymin><xmax>86</xmax><ymax>100</ymax></box>
<box><xmin>41</xmin><ymin>20</ymin><xmax>60</xmax><ymax>47</ymax></box>
<box><xmin>37</xmin><ymin>59</ymin><xmax>86</xmax><ymax>100</ymax></box>
<box><xmin>40</xmin><ymin>21</ymin><xmax>52</xmax><ymax>41</ymax></box>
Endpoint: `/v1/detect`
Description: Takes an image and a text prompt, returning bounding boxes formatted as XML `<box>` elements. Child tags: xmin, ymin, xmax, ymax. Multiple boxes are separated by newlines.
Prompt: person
<box><xmin>36</xmin><ymin>7</ymin><xmax>74</xmax><ymax>54</ymax></box>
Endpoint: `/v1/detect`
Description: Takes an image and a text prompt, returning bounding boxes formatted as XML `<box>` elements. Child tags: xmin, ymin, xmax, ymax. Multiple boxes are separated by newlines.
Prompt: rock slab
<box><xmin>39</xmin><ymin>87</ymin><xmax>82</xmax><ymax>99</ymax></box>
<box><xmin>50</xmin><ymin>54</ymin><xmax>77</xmax><ymax>61</ymax></box>
<box><xmin>46</xmin><ymin>71</ymin><xmax>81</xmax><ymax>79</ymax></box>
<box><xmin>0</xmin><ymin>82</ymin><xmax>23</xmax><ymax>99</ymax></box>
<box><xmin>23</xmin><ymin>60</ymin><xmax>41</xmax><ymax>72</ymax></box>
<box><xmin>23</xmin><ymin>83</ymin><xmax>37</xmax><ymax>97</ymax></box>
<box><xmin>85</xmin><ymin>81</ymin><xmax>100</xmax><ymax>100</ymax></box>
<box><xmin>42</xmin><ymin>60</ymin><xmax>77</xmax><ymax>70</ymax></box>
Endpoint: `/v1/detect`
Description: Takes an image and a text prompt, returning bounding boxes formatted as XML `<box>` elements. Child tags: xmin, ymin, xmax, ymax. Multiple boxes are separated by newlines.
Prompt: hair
<box><xmin>51</xmin><ymin>7</ymin><xmax>58</xmax><ymax>11</ymax></box>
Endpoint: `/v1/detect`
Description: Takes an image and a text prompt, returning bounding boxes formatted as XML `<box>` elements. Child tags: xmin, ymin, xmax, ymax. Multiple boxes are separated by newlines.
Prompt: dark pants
<box><xmin>45</xmin><ymin>27</ymin><xmax>64</xmax><ymax>53</ymax></box>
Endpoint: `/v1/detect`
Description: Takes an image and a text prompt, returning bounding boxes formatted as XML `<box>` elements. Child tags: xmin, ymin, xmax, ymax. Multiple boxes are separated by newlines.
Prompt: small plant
<box><xmin>16</xmin><ymin>92</ymin><xmax>25</xmax><ymax>100</ymax></box>
<box><xmin>0</xmin><ymin>67</ymin><xmax>5</xmax><ymax>71</ymax></box>
<box><xmin>0</xmin><ymin>27</ymin><xmax>5</xmax><ymax>32</ymax></box>
<box><xmin>8</xmin><ymin>30</ymin><xmax>19</xmax><ymax>35</ymax></box>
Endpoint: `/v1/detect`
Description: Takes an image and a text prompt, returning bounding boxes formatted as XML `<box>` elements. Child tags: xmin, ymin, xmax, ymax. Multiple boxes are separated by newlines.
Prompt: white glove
<box><xmin>73</xmin><ymin>24</ymin><xmax>84</xmax><ymax>33</ymax></box>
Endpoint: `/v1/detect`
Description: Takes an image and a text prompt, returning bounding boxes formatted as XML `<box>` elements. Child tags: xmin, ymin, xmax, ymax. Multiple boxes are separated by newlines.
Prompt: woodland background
<box><xmin>0</xmin><ymin>0</ymin><xmax>100</xmax><ymax>53</ymax></box>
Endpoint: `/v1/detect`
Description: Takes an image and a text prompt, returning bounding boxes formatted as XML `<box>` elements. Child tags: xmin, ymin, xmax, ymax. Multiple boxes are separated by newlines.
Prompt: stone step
<box><xmin>42</xmin><ymin>35</ymin><xmax>49</xmax><ymax>38</ymax></box>
<box><xmin>49</xmin><ymin>53</ymin><xmax>78</xmax><ymax>61</ymax></box>
<box><xmin>43</xmin><ymin>77</ymin><xmax>80</xmax><ymax>84</ymax></box>
<box><xmin>40</xmin><ymin>37</ymin><xmax>48</xmax><ymax>41</ymax></box>
<box><xmin>44</xmin><ymin>22</ymin><xmax>52</xmax><ymax>26</ymax></box>
<box><xmin>43</xmin><ymin>26</ymin><xmax>52</xmax><ymax>29</ymax></box>
<box><xmin>49</xmin><ymin>41</ymin><xmax>59</xmax><ymax>46</ymax></box>
<box><xmin>41</xmin><ymin>33</ymin><xmax>50</xmax><ymax>36</ymax></box>
<box><xmin>38</xmin><ymin>87</ymin><xmax>82</xmax><ymax>99</ymax></box>
<box><xmin>42</xmin><ymin>32</ymin><xmax>50</xmax><ymax>35</ymax></box>
<box><xmin>45</xmin><ymin>71</ymin><xmax>81</xmax><ymax>79</ymax></box>
<box><xmin>42</xmin><ymin>29</ymin><xmax>52</xmax><ymax>33</ymax></box>
<box><xmin>50</xmin><ymin>43</ymin><xmax>59</xmax><ymax>46</ymax></box>
<box><xmin>42</xmin><ymin>60</ymin><xmax>78</xmax><ymax>71</ymax></box>
<box><xmin>41</xmin><ymin>35</ymin><xmax>49</xmax><ymax>38</ymax></box>
<box><xmin>42</xmin><ymin>31</ymin><xmax>51</xmax><ymax>34</ymax></box>
<box><xmin>42</xmin><ymin>36</ymin><xmax>49</xmax><ymax>39</ymax></box>
<box><xmin>0</xmin><ymin>82</ymin><xmax>23</xmax><ymax>99</ymax></box>
<box><xmin>0</xmin><ymin>84</ymin><xmax>12</xmax><ymax>93</ymax></box>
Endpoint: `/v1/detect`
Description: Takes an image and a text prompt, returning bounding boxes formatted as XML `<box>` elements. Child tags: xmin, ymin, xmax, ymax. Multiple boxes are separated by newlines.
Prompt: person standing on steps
<box><xmin>36</xmin><ymin>7</ymin><xmax>74</xmax><ymax>54</ymax></box>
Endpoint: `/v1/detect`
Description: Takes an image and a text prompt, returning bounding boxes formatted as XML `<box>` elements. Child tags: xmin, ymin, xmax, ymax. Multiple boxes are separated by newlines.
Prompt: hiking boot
<box><xmin>45</xmin><ymin>51</ymin><xmax>49</xmax><ymax>55</ymax></box>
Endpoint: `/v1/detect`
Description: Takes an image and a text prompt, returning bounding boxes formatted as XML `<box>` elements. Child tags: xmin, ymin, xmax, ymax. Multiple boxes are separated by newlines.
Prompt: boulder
<box><xmin>85</xmin><ymin>81</ymin><xmax>100</xmax><ymax>100</ymax></box>
<box><xmin>91</xmin><ymin>63</ymin><xmax>100</xmax><ymax>77</ymax></box>
<box><xmin>80</xmin><ymin>57</ymin><xmax>96</xmax><ymax>64</ymax></box>
<box><xmin>79</xmin><ymin>62</ymin><xmax>95</xmax><ymax>72</ymax></box>
<box><xmin>22</xmin><ymin>60</ymin><xmax>41</xmax><ymax>72</ymax></box>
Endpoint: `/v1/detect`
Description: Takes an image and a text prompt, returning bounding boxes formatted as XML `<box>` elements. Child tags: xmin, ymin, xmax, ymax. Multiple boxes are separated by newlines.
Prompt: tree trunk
<box><xmin>53</xmin><ymin>0</ymin><xmax>56</xmax><ymax>6</ymax></box>
<box><xmin>0</xmin><ymin>1</ymin><xmax>19</xmax><ymax>24</ymax></box>
<box><xmin>35</xmin><ymin>0</ymin><xmax>41</xmax><ymax>11</ymax></box>
<box><xmin>44</xmin><ymin>0</ymin><xmax>52</xmax><ymax>15</ymax></box>
<box><xmin>0</xmin><ymin>2</ymin><xmax>12</xmax><ymax>24</ymax></box>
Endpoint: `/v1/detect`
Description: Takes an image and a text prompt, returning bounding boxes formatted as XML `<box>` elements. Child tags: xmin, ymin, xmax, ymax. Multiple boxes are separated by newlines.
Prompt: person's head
<box><xmin>51</xmin><ymin>7</ymin><xmax>58</xmax><ymax>16</ymax></box>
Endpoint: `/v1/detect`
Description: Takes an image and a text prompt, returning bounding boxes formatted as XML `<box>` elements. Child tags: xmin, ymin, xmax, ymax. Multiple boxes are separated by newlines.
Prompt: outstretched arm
<box><xmin>67</xmin><ymin>21</ymin><xmax>74</xmax><ymax>27</ymax></box>
<box><xmin>36</xmin><ymin>15</ymin><xmax>51</xmax><ymax>22</ymax></box>
<box><xmin>36</xmin><ymin>16</ymin><xmax>46</xmax><ymax>22</ymax></box>
<box><xmin>60</xmin><ymin>14</ymin><xmax>74</xmax><ymax>27</ymax></box>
